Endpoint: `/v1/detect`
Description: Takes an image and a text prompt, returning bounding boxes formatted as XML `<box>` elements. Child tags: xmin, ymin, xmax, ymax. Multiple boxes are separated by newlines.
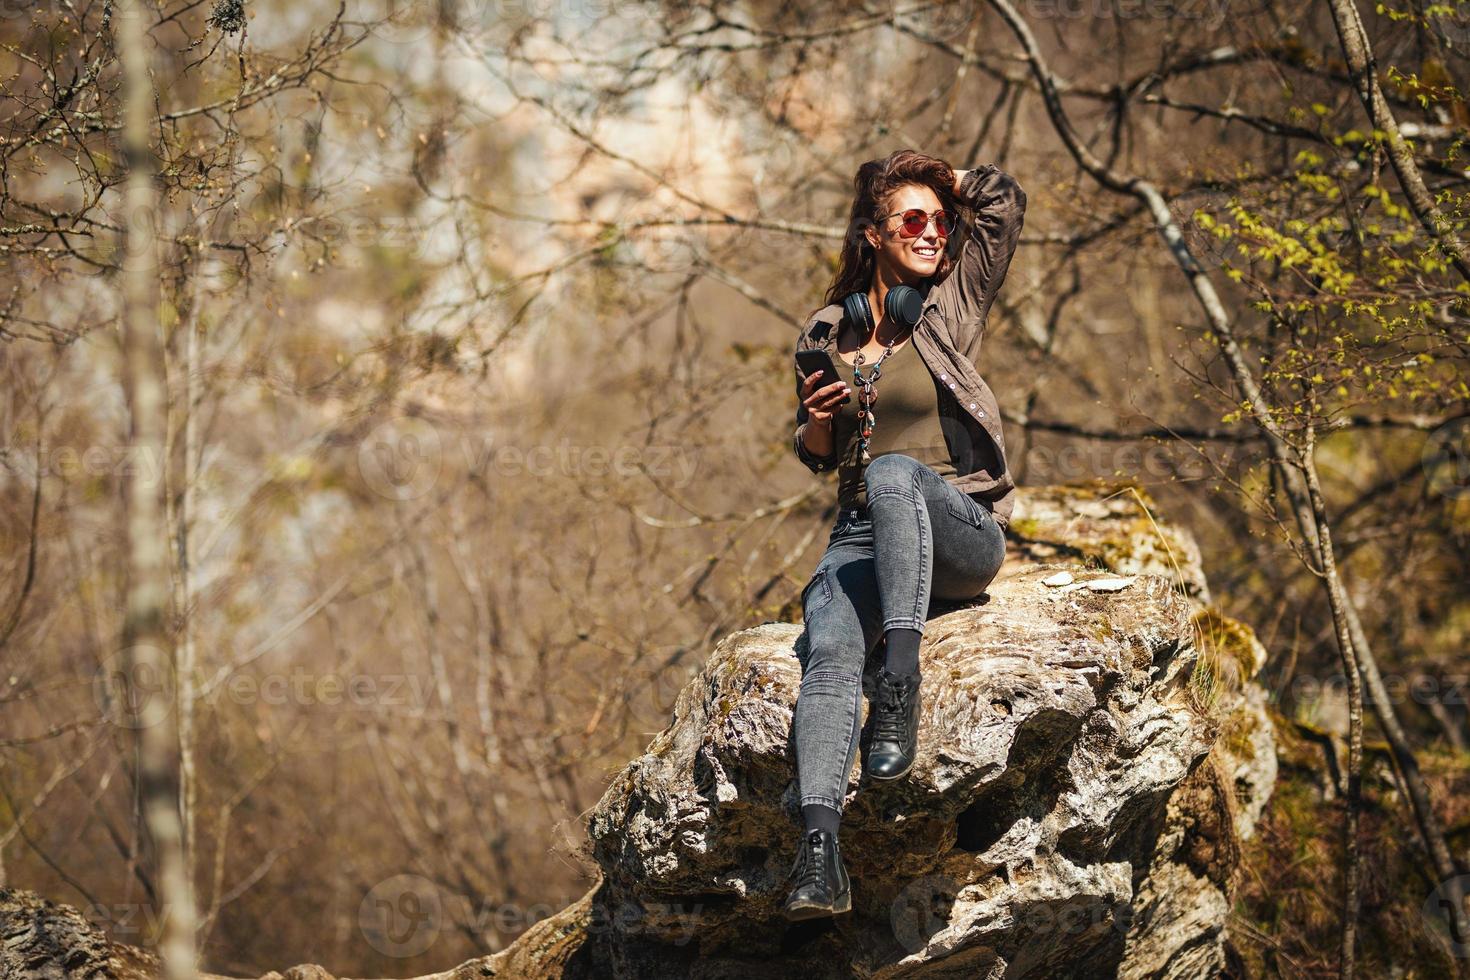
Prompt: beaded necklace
<box><xmin>849</xmin><ymin>330</ymin><xmax>910</xmax><ymax>465</ymax></box>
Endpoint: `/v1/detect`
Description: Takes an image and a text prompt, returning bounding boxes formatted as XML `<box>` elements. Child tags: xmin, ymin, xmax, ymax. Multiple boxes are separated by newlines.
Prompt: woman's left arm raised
<box><xmin>932</xmin><ymin>164</ymin><xmax>1027</xmax><ymax>360</ymax></box>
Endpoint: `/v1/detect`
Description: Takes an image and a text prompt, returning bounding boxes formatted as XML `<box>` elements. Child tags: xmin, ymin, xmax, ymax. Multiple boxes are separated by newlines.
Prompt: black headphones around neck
<box><xmin>840</xmin><ymin>283</ymin><xmax>924</xmax><ymax>341</ymax></box>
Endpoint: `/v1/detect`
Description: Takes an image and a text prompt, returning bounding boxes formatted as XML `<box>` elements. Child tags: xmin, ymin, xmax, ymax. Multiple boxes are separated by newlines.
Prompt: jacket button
<box><xmin>940</xmin><ymin>372</ymin><xmax>947</xmax><ymax>379</ymax></box>
<box><xmin>948</xmin><ymin>382</ymin><xmax>956</xmax><ymax>389</ymax></box>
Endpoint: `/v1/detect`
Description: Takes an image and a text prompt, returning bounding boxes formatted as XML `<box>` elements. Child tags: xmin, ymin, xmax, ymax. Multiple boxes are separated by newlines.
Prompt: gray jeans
<box><xmin>793</xmin><ymin>453</ymin><xmax>1007</xmax><ymax>813</ymax></box>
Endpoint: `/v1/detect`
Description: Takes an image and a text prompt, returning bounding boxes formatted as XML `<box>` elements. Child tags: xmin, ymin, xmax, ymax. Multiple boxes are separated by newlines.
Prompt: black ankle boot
<box><xmin>865</xmin><ymin>667</ymin><xmax>922</xmax><ymax>781</ymax></box>
<box><xmin>781</xmin><ymin>827</ymin><xmax>852</xmax><ymax>920</ymax></box>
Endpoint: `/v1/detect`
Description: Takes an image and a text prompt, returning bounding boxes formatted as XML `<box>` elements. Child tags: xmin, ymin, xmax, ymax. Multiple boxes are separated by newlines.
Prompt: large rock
<box><xmin>482</xmin><ymin>481</ymin><xmax>1276</xmax><ymax>979</ymax></box>
<box><xmin>1</xmin><ymin>481</ymin><xmax>1275</xmax><ymax>979</ymax></box>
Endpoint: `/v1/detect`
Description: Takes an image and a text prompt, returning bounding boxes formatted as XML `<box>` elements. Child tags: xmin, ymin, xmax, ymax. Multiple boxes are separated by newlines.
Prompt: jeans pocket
<box><xmin>945</xmin><ymin>492</ymin><xmax>990</xmax><ymax>530</ymax></box>
<box><xmin>801</xmin><ymin>566</ymin><xmax>833</xmax><ymax>617</ymax></box>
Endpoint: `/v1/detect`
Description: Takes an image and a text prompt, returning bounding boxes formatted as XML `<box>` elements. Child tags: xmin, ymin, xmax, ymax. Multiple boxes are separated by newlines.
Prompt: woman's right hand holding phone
<box><xmin>800</xmin><ymin>368</ymin><xmax>855</xmax><ymax>427</ymax></box>
<box><xmin>798</xmin><ymin>366</ymin><xmax>863</xmax><ymax>463</ymax></box>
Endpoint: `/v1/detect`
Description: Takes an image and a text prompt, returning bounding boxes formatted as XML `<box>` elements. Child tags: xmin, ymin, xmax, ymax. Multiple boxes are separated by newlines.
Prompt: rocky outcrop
<box><xmin>521</xmin><ymin>481</ymin><xmax>1277</xmax><ymax>979</ymax></box>
<box><xmin>0</xmin><ymin>887</ymin><xmax>177</xmax><ymax>980</ymax></box>
<box><xmin>1</xmin><ymin>481</ymin><xmax>1276</xmax><ymax>979</ymax></box>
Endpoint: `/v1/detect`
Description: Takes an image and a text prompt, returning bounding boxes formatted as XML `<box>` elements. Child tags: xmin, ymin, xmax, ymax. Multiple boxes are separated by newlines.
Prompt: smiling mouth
<box><xmin>913</xmin><ymin>245</ymin><xmax>939</xmax><ymax>258</ymax></box>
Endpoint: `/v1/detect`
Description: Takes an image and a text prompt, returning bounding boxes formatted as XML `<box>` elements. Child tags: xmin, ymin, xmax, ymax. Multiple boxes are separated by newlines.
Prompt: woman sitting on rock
<box><xmin>784</xmin><ymin>148</ymin><xmax>1026</xmax><ymax>920</ymax></box>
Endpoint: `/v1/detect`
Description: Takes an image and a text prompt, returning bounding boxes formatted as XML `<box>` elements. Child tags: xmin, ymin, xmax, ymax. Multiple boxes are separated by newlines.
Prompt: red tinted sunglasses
<box><xmin>877</xmin><ymin>207</ymin><xmax>954</xmax><ymax>238</ymax></box>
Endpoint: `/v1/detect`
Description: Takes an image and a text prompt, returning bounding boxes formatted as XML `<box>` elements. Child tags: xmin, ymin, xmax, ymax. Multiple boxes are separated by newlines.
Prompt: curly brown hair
<box><xmin>804</xmin><ymin>149</ymin><xmax>959</xmax><ymax>328</ymax></box>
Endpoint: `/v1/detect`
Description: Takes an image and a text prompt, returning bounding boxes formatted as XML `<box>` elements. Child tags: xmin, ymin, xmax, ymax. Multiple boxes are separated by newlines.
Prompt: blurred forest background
<box><xmin>2</xmin><ymin>0</ymin><xmax>1469</xmax><ymax>976</ymax></box>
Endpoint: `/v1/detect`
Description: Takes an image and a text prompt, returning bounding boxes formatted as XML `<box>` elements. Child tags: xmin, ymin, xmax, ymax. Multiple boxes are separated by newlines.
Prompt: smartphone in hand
<box><xmin>796</xmin><ymin>349</ymin><xmax>852</xmax><ymax>404</ymax></box>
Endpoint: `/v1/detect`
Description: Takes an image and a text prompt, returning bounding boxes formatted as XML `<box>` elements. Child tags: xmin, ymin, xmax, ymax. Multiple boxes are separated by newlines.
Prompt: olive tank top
<box><xmin>830</xmin><ymin>340</ymin><xmax>958</xmax><ymax>509</ymax></box>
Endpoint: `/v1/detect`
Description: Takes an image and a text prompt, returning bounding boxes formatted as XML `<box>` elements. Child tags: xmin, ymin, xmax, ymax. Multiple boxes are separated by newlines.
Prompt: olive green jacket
<box><xmin>793</xmin><ymin>163</ymin><xmax>1026</xmax><ymax>530</ymax></box>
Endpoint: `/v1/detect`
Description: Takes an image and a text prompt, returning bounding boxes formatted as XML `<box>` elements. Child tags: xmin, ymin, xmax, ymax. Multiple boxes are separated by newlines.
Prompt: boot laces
<box><xmin>793</xmin><ymin>830</ymin><xmax>829</xmax><ymax>889</ymax></box>
<box><xmin>873</xmin><ymin>674</ymin><xmax>913</xmax><ymax>742</ymax></box>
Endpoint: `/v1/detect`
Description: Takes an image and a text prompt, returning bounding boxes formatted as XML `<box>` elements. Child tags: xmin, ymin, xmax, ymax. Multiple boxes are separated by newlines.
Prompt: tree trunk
<box><xmin>118</xmin><ymin>1</ymin><xmax>198</xmax><ymax>977</ymax></box>
<box><xmin>1325</xmin><ymin>0</ymin><xmax>1470</xmax><ymax>283</ymax></box>
<box><xmin>1301</xmin><ymin>429</ymin><xmax>1363</xmax><ymax>976</ymax></box>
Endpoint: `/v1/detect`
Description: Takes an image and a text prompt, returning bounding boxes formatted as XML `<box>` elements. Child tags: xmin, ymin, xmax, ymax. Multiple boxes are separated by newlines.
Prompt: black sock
<box><xmin>882</xmin><ymin>627</ymin><xmax>922</xmax><ymax>678</ymax></box>
<box><xmin>802</xmin><ymin>802</ymin><xmax>840</xmax><ymax>837</ymax></box>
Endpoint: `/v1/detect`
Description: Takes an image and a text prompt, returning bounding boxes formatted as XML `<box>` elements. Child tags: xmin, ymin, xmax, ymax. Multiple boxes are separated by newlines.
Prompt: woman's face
<box><xmin>864</xmin><ymin>182</ymin><xmax>946</xmax><ymax>285</ymax></box>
